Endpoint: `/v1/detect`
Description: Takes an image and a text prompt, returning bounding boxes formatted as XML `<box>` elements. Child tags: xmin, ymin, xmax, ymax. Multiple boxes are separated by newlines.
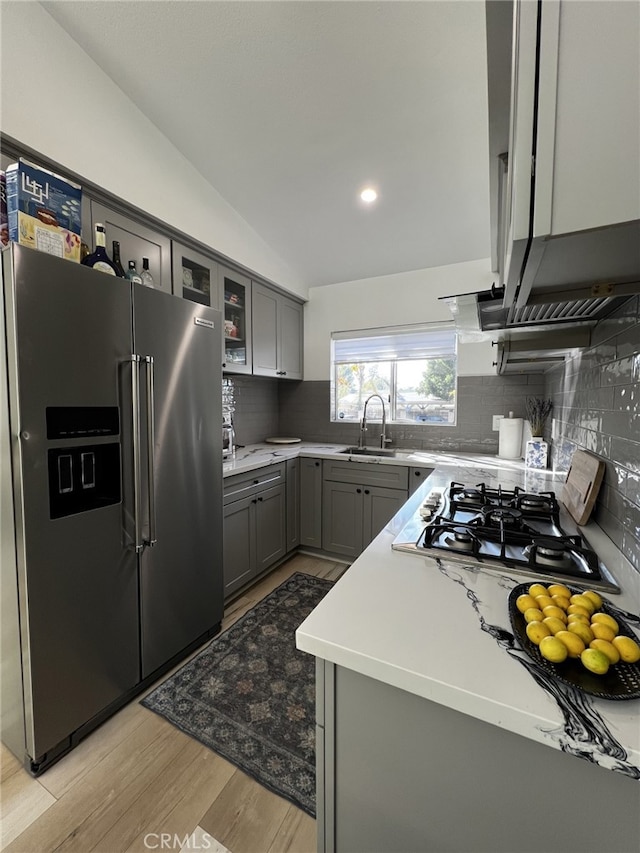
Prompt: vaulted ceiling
<box><xmin>43</xmin><ymin>1</ymin><xmax>491</xmax><ymax>287</ymax></box>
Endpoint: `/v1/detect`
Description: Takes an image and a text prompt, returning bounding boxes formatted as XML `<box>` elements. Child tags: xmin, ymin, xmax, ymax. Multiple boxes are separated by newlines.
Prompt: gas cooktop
<box><xmin>392</xmin><ymin>481</ymin><xmax>620</xmax><ymax>593</ymax></box>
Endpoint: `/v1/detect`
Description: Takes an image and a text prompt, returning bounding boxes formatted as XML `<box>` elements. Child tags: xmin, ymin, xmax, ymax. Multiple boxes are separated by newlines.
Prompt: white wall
<box><xmin>0</xmin><ymin>2</ymin><xmax>307</xmax><ymax>299</ymax></box>
<box><xmin>304</xmin><ymin>259</ymin><xmax>496</xmax><ymax>379</ymax></box>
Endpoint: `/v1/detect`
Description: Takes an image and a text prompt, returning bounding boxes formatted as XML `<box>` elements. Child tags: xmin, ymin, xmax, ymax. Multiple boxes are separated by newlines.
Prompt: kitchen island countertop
<box><xmin>296</xmin><ymin>456</ymin><xmax>640</xmax><ymax>775</ymax></box>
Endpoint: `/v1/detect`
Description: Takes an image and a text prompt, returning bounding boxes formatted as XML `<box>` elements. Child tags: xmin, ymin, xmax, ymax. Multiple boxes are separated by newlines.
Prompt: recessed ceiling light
<box><xmin>360</xmin><ymin>188</ymin><xmax>378</xmax><ymax>204</ymax></box>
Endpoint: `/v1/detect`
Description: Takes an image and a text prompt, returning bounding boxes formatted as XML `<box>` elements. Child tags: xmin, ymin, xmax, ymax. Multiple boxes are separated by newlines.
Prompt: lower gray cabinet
<box><xmin>300</xmin><ymin>458</ymin><xmax>323</xmax><ymax>548</ymax></box>
<box><xmin>322</xmin><ymin>461</ymin><xmax>408</xmax><ymax>559</ymax></box>
<box><xmin>223</xmin><ymin>464</ymin><xmax>286</xmax><ymax>598</ymax></box>
<box><xmin>223</xmin><ymin>495</ymin><xmax>255</xmax><ymax>597</ymax></box>
<box><xmin>408</xmin><ymin>466</ymin><xmax>432</xmax><ymax>495</ymax></box>
<box><xmin>286</xmin><ymin>458</ymin><xmax>300</xmax><ymax>552</ymax></box>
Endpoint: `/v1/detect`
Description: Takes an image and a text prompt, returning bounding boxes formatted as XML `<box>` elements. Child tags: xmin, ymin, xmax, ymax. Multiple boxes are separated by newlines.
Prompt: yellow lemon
<box><xmin>542</xmin><ymin>605</ymin><xmax>567</xmax><ymax>623</ymax></box>
<box><xmin>583</xmin><ymin>590</ymin><xmax>603</xmax><ymax>610</ymax></box>
<box><xmin>528</xmin><ymin>583</ymin><xmax>549</xmax><ymax>599</ymax></box>
<box><xmin>568</xmin><ymin>621</ymin><xmax>594</xmax><ymax>646</ymax></box>
<box><xmin>543</xmin><ymin>616</ymin><xmax>566</xmax><ymax>636</ymax></box>
<box><xmin>540</xmin><ymin>636</ymin><xmax>568</xmax><ymax>663</ymax></box>
<box><xmin>590</xmin><ymin>639</ymin><xmax>620</xmax><ymax>665</ymax></box>
<box><xmin>567</xmin><ymin>613</ymin><xmax>590</xmax><ymax>625</ymax></box>
<box><xmin>548</xmin><ymin>583</ymin><xmax>572</xmax><ymax>599</ymax></box>
<box><xmin>551</xmin><ymin>595</ymin><xmax>570</xmax><ymax>611</ymax></box>
<box><xmin>526</xmin><ymin>621</ymin><xmax>552</xmax><ymax>646</ymax></box>
<box><xmin>516</xmin><ymin>594</ymin><xmax>539</xmax><ymax>614</ymax></box>
<box><xmin>580</xmin><ymin>648</ymin><xmax>610</xmax><ymax>675</ymax></box>
<box><xmin>567</xmin><ymin>604</ymin><xmax>591</xmax><ymax>618</ymax></box>
<box><xmin>591</xmin><ymin>612</ymin><xmax>619</xmax><ymax>634</ymax></box>
<box><xmin>590</xmin><ymin>623</ymin><xmax>616</xmax><ymax>643</ymax></box>
<box><xmin>612</xmin><ymin>636</ymin><xmax>640</xmax><ymax>664</ymax></box>
<box><xmin>535</xmin><ymin>595</ymin><xmax>554</xmax><ymax>611</ymax></box>
<box><xmin>524</xmin><ymin>607</ymin><xmax>545</xmax><ymax>624</ymax></box>
<box><xmin>570</xmin><ymin>594</ymin><xmax>595</xmax><ymax>614</ymax></box>
<box><xmin>555</xmin><ymin>630</ymin><xmax>585</xmax><ymax>658</ymax></box>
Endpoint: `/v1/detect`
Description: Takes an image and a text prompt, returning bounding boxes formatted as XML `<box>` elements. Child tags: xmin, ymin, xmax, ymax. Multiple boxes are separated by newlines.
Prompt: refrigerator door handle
<box><xmin>131</xmin><ymin>354</ymin><xmax>144</xmax><ymax>553</ymax></box>
<box><xmin>144</xmin><ymin>355</ymin><xmax>158</xmax><ymax>547</ymax></box>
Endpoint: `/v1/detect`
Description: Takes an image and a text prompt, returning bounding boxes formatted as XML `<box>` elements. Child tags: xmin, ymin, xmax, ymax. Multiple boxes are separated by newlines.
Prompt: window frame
<box><xmin>331</xmin><ymin>323</ymin><xmax>458</xmax><ymax>427</ymax></box>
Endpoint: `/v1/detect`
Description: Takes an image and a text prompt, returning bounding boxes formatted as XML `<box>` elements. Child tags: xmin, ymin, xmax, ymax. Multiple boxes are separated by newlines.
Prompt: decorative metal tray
<box><xmin>508</xmin><ymin>583</ymin><xmax>640</xmax><ymax>700</ymax></box>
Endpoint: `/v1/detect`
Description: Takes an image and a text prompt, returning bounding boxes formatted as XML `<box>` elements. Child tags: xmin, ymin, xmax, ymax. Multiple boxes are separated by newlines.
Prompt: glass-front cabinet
<box><xmin>220</xmin><ymin>265</ymin><xmax>252</xmax><ymax>373</ymax></box>
<box><xmin>171</xmin><ymin>242</ymin><xmax>220</xmax><ymax>309</ymax></box>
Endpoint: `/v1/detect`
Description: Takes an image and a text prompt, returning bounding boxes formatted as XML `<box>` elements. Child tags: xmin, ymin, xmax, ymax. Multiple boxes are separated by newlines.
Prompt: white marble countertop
<box><xmin>222</xmin><ymin>441</ymin><xmax>534</xmax><ymax>477</ymax></box>
<box><xmin>295</xmin><ymin>457</ymin><xmax>640</xmax><ymax>777</ymax></box>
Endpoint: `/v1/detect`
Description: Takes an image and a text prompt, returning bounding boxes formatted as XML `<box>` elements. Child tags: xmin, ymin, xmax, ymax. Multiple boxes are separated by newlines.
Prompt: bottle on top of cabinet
<box><xmin>125</xmin><ymin>260</ymin><xmax>143</xmax><ymax>285</ymax></box>
<box><xmin>140</xmin><ymin>257</ymin><xmax>154</xmax><ymax>288</ymax></box>
<box><xmin>111</xmin><ymin>241</ymin><xmax>126</xmax><ymax>278</ymax></box>
<box><xmin>81</xmin><ymin>224</ymin><xmax>120</xmax><ymax>276</ymax></box>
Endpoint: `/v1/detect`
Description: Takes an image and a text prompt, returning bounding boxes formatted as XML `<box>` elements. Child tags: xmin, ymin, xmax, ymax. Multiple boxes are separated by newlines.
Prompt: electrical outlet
<box><xmin>492</xmin><ymin>415</ymin><xmax>504</xmax><ymax>432</ymax></box>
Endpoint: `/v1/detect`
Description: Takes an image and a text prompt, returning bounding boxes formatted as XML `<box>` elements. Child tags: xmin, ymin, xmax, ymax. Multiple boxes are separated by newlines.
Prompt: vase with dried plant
<box><xmin>525</xmin><ymin>397</ymin><xmax>553</xmax><ymax>437</ymax></box>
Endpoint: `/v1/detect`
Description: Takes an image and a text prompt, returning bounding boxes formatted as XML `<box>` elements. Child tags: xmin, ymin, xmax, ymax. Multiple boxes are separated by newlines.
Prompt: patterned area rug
<box><xmin>141</xmin><ymin>572</ymin><xmax>334</xmax><ymax>817</ymax></box>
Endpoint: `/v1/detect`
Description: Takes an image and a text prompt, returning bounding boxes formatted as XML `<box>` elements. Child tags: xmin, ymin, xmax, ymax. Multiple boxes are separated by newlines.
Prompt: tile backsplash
<box><xmin>277</xmin><ymin>376</ymin><xmax>546</xmax><ymax>454</ymax></box>
<box><xmin>545</xmin><ymin>295</ymin><xmax>640</xmax><ymax>572</ymax></box>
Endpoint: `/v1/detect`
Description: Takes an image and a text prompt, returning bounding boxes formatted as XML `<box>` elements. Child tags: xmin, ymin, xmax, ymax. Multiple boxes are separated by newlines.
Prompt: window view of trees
<box><xmin>335</xmin><ymin>357</ymin><xmax>456</xmax><ymax>424</ymax></box>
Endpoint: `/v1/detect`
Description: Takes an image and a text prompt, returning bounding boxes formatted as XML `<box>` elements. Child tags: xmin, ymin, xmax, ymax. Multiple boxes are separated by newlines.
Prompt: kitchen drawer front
<box><xmin>322</xmin><ymin>460</ymin><xmax>408</xmax><ymax>491</ymax></box>
<box><xmin>223</xmin><ymin>463</ymin><xmax>285</xmax><ymax>505</ymax></box>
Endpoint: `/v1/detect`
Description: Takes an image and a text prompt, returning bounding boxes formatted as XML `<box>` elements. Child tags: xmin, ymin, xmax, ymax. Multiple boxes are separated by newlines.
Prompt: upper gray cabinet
<box><xmin>171</xmin><ymin>241</ymin><xmax>220</xmax><ymax>309</ymax></box>
<box><xmin>89</xmin><ymin>201</ymin><xmax>172</xmax><ymax>293</ymax></box>
<box><xmin>489</xmin><ymin>0</ymin><xmax>640</xmax><ymax>314</ymax></box>
<box><xmin>252</xmin><ymin>281</ymin><xmax>303</xmax><ymax>380</ymax></box>
<box><xmin>220</xmin><ymin>265</ymin><xmax>252</xmax><ymax>374</ymax></box>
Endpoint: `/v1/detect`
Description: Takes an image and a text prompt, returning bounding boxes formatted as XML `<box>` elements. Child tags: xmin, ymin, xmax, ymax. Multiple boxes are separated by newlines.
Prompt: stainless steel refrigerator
<box><xmin>1</xmin><ymin>244</ymin><xmax>223</xmax><ymax>773</ymax></box>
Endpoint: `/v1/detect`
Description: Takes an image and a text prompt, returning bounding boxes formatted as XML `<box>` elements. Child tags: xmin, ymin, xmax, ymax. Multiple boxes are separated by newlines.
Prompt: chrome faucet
<box><xmin>359</xmin><ymin>394</ymin><xmax>388</xmax><ymax>449</ymax></box>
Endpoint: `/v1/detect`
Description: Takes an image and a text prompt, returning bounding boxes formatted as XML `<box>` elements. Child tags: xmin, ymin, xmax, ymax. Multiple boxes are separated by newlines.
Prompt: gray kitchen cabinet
<box><xmin>171</xmin><ymin>241</ymin><xmax>220</xmax><ymax>309</ymax></box>
<box><xmin>286</xmin><ymin>457</ymin><xmax>300</xmax><ymax>552</ymax></box>
<box><xmin>220</xmin><ymin>265</ymin><xmax>252</xmax><ymax>374</ymax></box>
<box><xmin>89</xmin><ymin>201</ymin><xmax>172</xmax><ymax>293</ymax></box>
<box><xmin>408</xmin><ymin>466</ymin><xmax>430</xmax><ymax>495</ymax></box>
<box><xmin>222</xmin><ymin>464</ymin><xmax>285</xmax><ymax>598</ymax></box>
<box><xmin>322</xmin><ymin>481</ymin><xmax>364</xmax><ymax>558</ymax></box>
<box><xmin>316</xmin><ymin>661</ymin><xmax>639</xmax><ymax>853</ymax></box>
<box><xmin>322</xmin><ymin>461</ymin><xmax>408</xmax><ymax>558</ymax></box>
<box><xmin>299</xmin><ymin>458</ymin><xmax>323</xmax><ymax>548</ymax></box>
<box><xmin>223</xmin><ymin>495</ymin><xmax>255</xmax><ymax>597</ymax></box>
<box><xmin>252</xmin><ymin>281</ymin><xmax>303</xmax><ymax>380</ymax></box>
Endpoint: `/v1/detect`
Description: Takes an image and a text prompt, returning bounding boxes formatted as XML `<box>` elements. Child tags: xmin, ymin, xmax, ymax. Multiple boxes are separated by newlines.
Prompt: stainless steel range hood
<box><xmin>461</xmin><ymin>0</ymin><xmax>640</xmax><ymax>355</ymax></box>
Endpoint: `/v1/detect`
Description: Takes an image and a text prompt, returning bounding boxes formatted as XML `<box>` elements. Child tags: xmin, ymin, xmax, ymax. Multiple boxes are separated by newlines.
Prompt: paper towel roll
<box><xmin>498</xmin><ymin>417</ymin><xmax>523</xmax><ymax>459</ymax></box>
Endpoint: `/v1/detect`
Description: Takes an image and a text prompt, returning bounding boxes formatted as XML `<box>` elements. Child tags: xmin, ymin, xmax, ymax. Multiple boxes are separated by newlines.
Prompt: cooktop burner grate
<box><xmin>403</xmin><ymin>480</ymin><xmax>622</xmax><ymax>590</ymax></box>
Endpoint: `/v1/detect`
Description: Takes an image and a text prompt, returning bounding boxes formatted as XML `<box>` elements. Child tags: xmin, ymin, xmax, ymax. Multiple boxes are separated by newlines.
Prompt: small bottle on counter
<box><xmin>140</xmin><ymin>257</ymin><xmax>154</xmax><ymax>288</ymax></box>
<box><xmin>126</xmin><ymin>260</ymin><xmax>143</xmax><ymax>285</ymax></box>
<box><xmin>82</xmin><ymin>224</ymin><xmax>119</xmax><ymax>276</ymax></box>
<box><xmin>111</xmin><ymin>241</ymin><xmax>126</xmax><ymax>278</ymax></box>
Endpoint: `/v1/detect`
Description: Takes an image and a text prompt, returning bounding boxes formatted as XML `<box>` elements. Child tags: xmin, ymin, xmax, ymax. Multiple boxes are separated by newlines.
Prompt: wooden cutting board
<box><xmin>561</xmin><ymin>450</ymin><xmax>606</xmax><ymax>525</ymax></box>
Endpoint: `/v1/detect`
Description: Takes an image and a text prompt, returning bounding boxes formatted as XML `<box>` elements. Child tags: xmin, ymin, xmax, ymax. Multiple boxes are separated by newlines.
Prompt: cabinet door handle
<box><xmin>356</xmin><ymin>488</ymin><xmax>362</xmax><ymax>494</ymax></box>
<box><xmin>364</xmin><ymin>489</ymin><xmax>370</xmax><ymax>495</ymax></box>
<box><xmin>415</xmin><ymin>470</ymin><xmax>422</xmax><ymax>476</ymax></box>
<box><xmin>315</xmin><ymin>461</ymin><xmax>320</xmax><ymax>467</ymax></box>
<box><xmin>258</xmin><ymin>496</ymin><xmax>263</xmax><ymax>502</ymax></box>
<box><xmin>251</xmin><ymin>498</ymin><xmax>257</xmax><ymax>504</ymax></box>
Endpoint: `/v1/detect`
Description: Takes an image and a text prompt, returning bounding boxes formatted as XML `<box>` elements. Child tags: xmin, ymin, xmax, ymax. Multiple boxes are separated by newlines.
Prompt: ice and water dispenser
<box><xmin>46</xmin><ymin>407</ymin><xmax>121</xmax><ymax>519</ymax></box>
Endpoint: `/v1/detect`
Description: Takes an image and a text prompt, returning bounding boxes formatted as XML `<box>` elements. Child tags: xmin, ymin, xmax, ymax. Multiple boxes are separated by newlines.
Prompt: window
<box><xmin>331</xmin><ymin>324</ymin><xmax>457</xmax><ymax>425</ymax></box>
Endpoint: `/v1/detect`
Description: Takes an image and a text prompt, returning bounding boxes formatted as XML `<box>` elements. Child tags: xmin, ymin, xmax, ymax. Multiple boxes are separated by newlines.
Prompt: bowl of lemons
<box><xmin>509</xmin><ymin>582</ymin><xmax>640</xmax><ymax>699</ymax></box>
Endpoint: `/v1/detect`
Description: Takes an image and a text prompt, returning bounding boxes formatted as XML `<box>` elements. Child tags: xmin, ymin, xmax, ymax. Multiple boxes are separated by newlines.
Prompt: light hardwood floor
<box><xmin>0</xmin><ymin>554</ymin><xmax>348</xmax><ymax>853</ymax></box>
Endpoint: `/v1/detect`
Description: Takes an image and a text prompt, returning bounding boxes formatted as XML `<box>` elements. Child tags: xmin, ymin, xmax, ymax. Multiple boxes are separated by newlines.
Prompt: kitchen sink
<box><xmin>339</xmin><ymin>446</ymin><xmax>399</xmax><ymax>457</ymax></box>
